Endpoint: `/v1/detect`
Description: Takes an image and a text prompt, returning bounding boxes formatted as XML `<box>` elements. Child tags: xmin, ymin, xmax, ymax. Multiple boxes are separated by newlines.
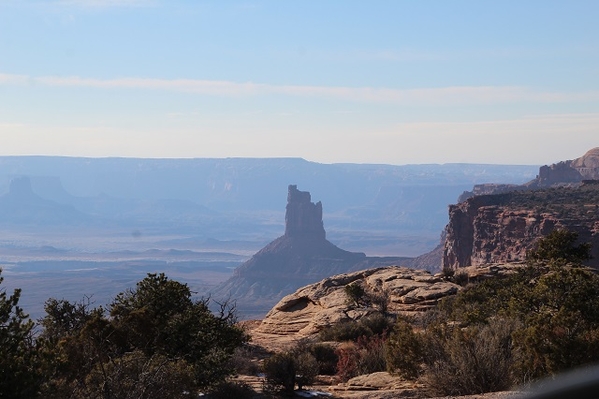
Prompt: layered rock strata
<box><xmin>257</xmin><ymin>266</ymin><xmax>460</xmax><ymax>336</ymax></box>
<box><xmin>443</xmin><ymin>182</ymin><xmax>599</xmax><ymax>269</ymax></box>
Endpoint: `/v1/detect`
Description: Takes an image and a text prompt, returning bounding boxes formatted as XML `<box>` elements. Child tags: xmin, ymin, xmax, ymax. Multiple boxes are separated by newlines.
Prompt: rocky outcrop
<box><xmin>256</xmin><ymin>266</ymin><xmax>460</xmax><ymax>336</ymax></box>
<box><xmin>529</xmin><ymin>147</ymin><xmax>599</xmax><ymax>187</ymax></box>
<box><xmin>213</xmin><ymin>186</ymin><xmax>411</xmax><ymax>318</ymax></box>
<box><xmin>444</xmin><ymin>148</ymin><xmax>599</xmax><ymax>270</ymax></box>
<box><xmin>443</xmin><ymin>182</ymin><xmax>599</xmax><ymax>269</ymax></box>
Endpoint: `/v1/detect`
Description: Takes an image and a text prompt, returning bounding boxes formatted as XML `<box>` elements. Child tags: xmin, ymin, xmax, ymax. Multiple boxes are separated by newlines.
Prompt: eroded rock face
<box><xmin>531</xmin><ymin>147</ymin><xmax>599</xmax><ymax>187</ymax></box>
<box><xmin>444</xmin><ymin>148</ymin><xmax>599</xmax><ymax>270</ymax></box>
<box><xmin>443</xmin><ymin>183</ymin><xmax>599</xmax><ymax>269</ymax></box>
<box><xmin>256</xmin><ymin>266</ymin><xmax>460</xmax><ymax>336</ymax></box>
<box><xmin>285</xmin><ymin>185</ymin><xmax>326</xmax><ymax>240</ymax></box>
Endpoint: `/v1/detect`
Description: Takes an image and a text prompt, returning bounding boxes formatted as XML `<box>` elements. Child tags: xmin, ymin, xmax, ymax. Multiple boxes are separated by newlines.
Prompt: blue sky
<box><xmin>1</xmin><ymin>0</ymin><xmax>598</xmax><ymax>164</ymax></box>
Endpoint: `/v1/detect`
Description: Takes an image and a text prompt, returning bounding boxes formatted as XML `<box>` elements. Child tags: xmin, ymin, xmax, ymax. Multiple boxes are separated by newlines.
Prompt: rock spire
<box><xmin>284</xmin><ymin>185</ymin><xmax>326</xmax><ymax>240</ymax></box>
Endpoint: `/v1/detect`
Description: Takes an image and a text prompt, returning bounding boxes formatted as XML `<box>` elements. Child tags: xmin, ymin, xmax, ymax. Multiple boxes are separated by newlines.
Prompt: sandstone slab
<box><xmin>256</xmin><ymin>266</ymin><xmax>461</xmax><ymax>337</ymax></box>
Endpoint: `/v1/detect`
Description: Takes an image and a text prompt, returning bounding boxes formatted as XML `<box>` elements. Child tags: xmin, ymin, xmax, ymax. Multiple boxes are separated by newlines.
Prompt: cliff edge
<box><xmin>443</xmin><ymin>180</ymin><xmax>599</xmax><ymax>269</ymax></box>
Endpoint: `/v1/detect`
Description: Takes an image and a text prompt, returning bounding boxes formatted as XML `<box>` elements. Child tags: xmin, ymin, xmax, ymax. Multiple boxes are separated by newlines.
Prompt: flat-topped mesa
<box><xmin>459</xmin><ymin>147</ymin><xmax>599</xmax><ymax>202</ymax></box>
<box><xmin>284</xmin><ymin>185</ymin><xmax>326</xmax><ymax>240</ymax></box>
<box><xmin>8</xmin><ymin>176</ymin><xmax>34</xmax><ymax>197</ymax></box>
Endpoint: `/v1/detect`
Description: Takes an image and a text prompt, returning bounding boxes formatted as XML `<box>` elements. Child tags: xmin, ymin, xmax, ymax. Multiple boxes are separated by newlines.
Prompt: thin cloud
<box><xmin>36</xmin><ymin>75</ymin><xmax>260</xmax><ymax>96</ymax></box>
<box><xmin>55</xmin><ymin>0</ymin><xmax>156</xmax><ymax>8</ymax></box>
<box><xmin>0</xmin><ymin>73</ymin><xmax>29</xmax><ymax>84</ymax></box>
<box><xmin>3</xmin><ymin>72</ymin><xmax>599</xmax><ymax>106</ymax></box>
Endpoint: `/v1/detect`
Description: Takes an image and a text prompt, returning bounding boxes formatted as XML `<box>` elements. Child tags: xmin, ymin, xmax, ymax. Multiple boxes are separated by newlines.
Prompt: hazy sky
<box><xmin>1</xmin><ymin>1</ymin><xmax>598</xmax><ymax>165</ymax></box>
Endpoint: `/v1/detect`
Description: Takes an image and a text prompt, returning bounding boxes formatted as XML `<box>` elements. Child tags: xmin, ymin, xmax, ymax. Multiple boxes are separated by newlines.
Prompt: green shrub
<box><xmin>335</xmin><ymin>334</ymin><xmax>388</xmax><ymax>381</ymax></box>
<box><xmin>0</xmin><ymin>269</ymin><xmax>40</xmax><ymax>399</ymax></box>
<box><xmin>294</xmin><ymin>352</ymin><xmax>319</xmax><ymax>390</ymax></box>
<box><xmin>420</xmin><ymin>229</ymin><xmax>599</xmax><ymax>391</ymax></box>
<box><xmin>263</xmin><ymin>352</ymin><xmax>296</xmax><ymax>394</ymax></box>
<box><xmin>360</xmin><ymin>313</ymin><xmax>393</xmax><ymax>336</ymax></box>
<box><xmin>319</xmin><ymin>313</ymin><xmax>393</xmax><ymax>342</ymax></box>
<box><xmin>385</xmin><ymin>318</ymin><xmax>423</xmax><ymax>379</ymax></box>
<box><xmin>308</xmin><ymin>343</ymin><xmax>338</xmax><ymax>375</ymax></box>
<box><xmin>452</xmin><ymin>270</ymin><xmax>469</xmax><ymax>286</ymax></box>
<box><xmin>422</xmin><ymin>318</ymin><xmax>517</xmax><ymax>396</ymax></box>
<box><xmin>527</xmin><ymin>229</ymin><xmax>591</xmax><ymax>264</ymax></box>
<box><xmin>37</xmin><ymin>273</ymin><xmax>249</xmax><ymax>397</ymax></box>
<box><xmin>263</xmin><ymin>350</ymin><xmax>318</xmax><ymax>394</ymax></box>
<box><xmin>228</xmin><ymin>345</ymin><xmax>261</xmax><ymax>376</ymax></box>
<box><xmin>209</xmin><ymin>380</ymin><xmax>255</xmax><ymax>399</ymax></box>
<box><xmin>319</xmin><ymin>320</ymin><xmax>371</xmax><ymax>342</ymax></box>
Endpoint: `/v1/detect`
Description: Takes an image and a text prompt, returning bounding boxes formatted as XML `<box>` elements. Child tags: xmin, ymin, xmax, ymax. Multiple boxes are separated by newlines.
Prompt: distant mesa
<box><xmin>0</xmin><ymin>176</ymin><xmax>88</xmax><ymax>226</ymax></box>
<box><xmin>212</xmin><ymin>185</ymin><xmax>411</xmax><ymax>318</ymax></box>
<box><xmin>528</xmin><ymin>146</ymin><xmax>599</xmax><ymax>188</ymax></box>
<box><xmin>458</xmin><ymin>147</ymin><xmax>599</xmax><ymax>201</ymax></box>
<box><xmin>9</xmin><ymin>176</ymin><xmax>36</xmax><ymax>197</ymax></box>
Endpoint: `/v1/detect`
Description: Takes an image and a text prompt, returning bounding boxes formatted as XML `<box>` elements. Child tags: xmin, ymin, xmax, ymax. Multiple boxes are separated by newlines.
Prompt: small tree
<box><xmin>262</xmin><ymin>352</ymin><xmax>297</xmax><ymax>394</ymax></box>
<box><xmin>370</xmin><ymin>289</ymin><xmax>390</xmax><ymax>313</ymax></box>
<box><xmin>0</xmin><ymin>269</ymin><xmax>40</xmax><ymax>398</ymax></box>
<box><xmin>263</xmin><ymin>348</ymin><xmax>319</xmax><ymax>394</ymax></box>
<box><xmin>38</xmin><ymin>273</ymin><xmax>249</xmax><ymax>396</ymax></box>
<box><xmin>109</xmin><ymin>273</ymin><xmax>249</xmax><ymax>388</ymax></box>
<box><xmin>385</xmin><ymin>318</ymin><xmax>423</xmax><ymax>379</ymax></box>
<box><xmin>39</xmin><ymin>297</ymin><xmax>96</xmax><ymax>342</ymax></box>
<box><xmin>344</xmin><ymin>283</ymin><xmax>366</xmax><ymax>307</ymax></box>
<box><xmin>527</xmin><ymin>229</ymin><xmax>591</xmax><ymax>264</ymax></box>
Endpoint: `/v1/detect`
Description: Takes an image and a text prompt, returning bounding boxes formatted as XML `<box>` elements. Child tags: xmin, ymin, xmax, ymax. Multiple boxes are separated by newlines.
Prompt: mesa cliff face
<box><xmin>443</xmin><ymin>181</ymin><xmax>599</xmax><ymax>269</ymax></box>
<box><xmin>445</xmin><ymin>148</ymin><xmax>599</xmax><ymax>270</ymax></box>
<box><xmin>213</xmin><ymin>185</ymin><xmax>410</xmax><ymax>317</ymax></box>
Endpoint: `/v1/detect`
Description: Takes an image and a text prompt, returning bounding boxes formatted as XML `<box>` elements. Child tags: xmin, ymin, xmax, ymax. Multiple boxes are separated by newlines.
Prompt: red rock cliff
<box><xmin>443</xmin><ymin>182</ymin><xmax>599</xmax><ymax>269</ymax></box>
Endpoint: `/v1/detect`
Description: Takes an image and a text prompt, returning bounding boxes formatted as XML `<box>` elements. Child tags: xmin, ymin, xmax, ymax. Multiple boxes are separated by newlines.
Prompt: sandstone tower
<box><xmin>284</xmin><ymin>185</ymin><xmax>326</xmax><ymax>240</ymax></box>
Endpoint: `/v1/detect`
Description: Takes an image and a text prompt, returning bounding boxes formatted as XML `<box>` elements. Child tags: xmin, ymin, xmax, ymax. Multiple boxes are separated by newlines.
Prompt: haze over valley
<box><xmin>0</xmin><ymin>156</ymin><xmax>538</xmax><ymax>318</ymax></box>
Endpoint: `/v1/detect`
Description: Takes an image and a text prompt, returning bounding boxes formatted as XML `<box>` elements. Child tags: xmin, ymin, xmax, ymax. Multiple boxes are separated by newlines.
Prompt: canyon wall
<box><xmin>445</xmin><ymin>148</ymin><xmax>599</xmax><ymax>270</ymax></box>
<box><xmin>443</xmin><ymin>181</ymin><xmax>599</xmax><ymax>269</ymax></box>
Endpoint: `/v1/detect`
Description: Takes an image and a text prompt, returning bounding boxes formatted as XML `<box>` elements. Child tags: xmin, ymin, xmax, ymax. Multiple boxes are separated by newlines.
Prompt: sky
<box><xmin>0</xmin><ymin>0</ymin><xmax>598</xmax><ymax>165</ymax></box>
